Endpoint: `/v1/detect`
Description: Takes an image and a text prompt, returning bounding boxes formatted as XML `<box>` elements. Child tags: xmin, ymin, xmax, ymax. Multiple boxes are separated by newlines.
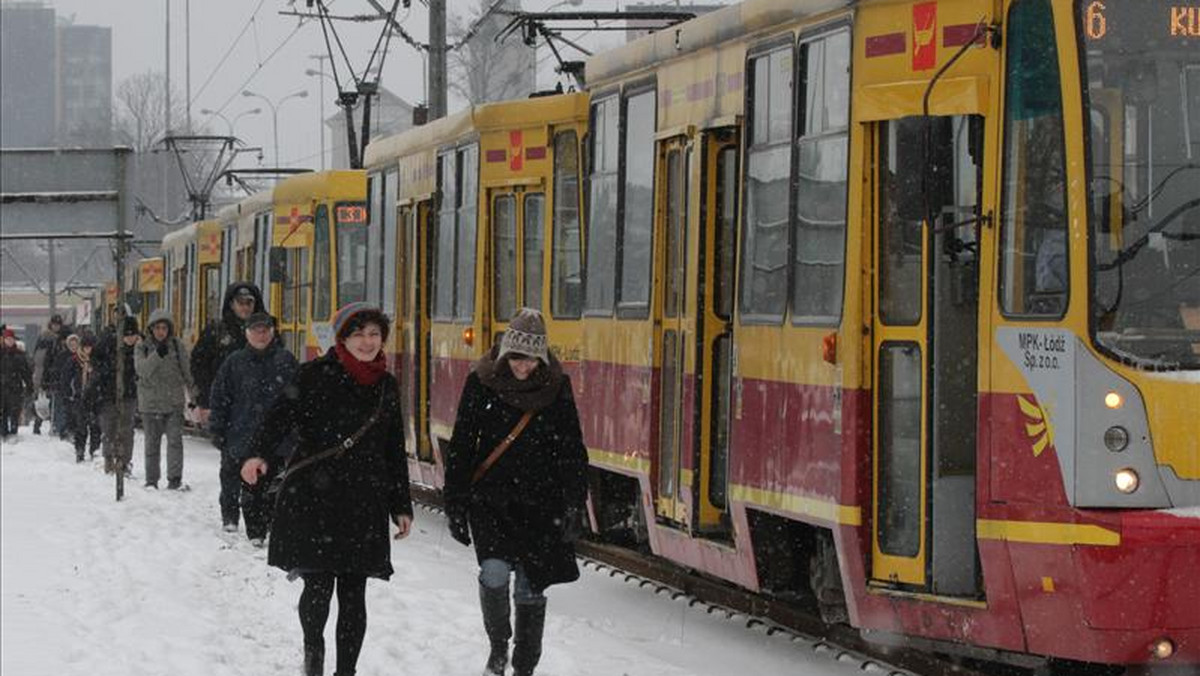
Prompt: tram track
<box><xmin>409</xmin><ymin>485</ymin><xmax>996</xmax><ymax>676</ymax></box>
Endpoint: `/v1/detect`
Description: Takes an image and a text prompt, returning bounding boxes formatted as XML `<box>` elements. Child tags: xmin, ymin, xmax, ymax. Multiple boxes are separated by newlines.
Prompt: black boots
<box><xmin>480</xmin><ymin>583</ymin><xmax>511</xmax><ymax>676</ymax></box>
<box><xmin>303</xmin><ymin>641</ymin><xmax>324</xmax><ymax>676</ymax></box>
<box><xmin>511</xmin><ymin>598</ymin><xmax>547</xmax><ymax>676</ymax></box>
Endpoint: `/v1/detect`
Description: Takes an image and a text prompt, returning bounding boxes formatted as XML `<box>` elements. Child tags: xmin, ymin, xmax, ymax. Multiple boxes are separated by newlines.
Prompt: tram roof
<box><xmin>273</xmin><ymin>170</ymin><xmax>365</xmax><ymax>205</ymax></box>
<box><xmin>585</xmin><ymin>0</ymin><xmax>850</xmax><ymax>86</ymax></box>
<box><xmin>363</xmin><ymin>93</ymin><xmax>589</xmax><ymax>169</ymax></box>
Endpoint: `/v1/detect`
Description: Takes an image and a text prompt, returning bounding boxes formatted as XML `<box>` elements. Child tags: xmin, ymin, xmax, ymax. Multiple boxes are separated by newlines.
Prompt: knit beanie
<box><xmin>121</xmin><ymin>316</ymin><xmax>140</xmax><ymax>336</ymax></box>
<box><xmin>497</xmin><ymin>308</ymin><xmax>548</xmax><ymax>364</ymax></box>
<box><xmin>332</xmin><ymin>302</ymin><xmax>390</xmax><ymax>343</ymax></box>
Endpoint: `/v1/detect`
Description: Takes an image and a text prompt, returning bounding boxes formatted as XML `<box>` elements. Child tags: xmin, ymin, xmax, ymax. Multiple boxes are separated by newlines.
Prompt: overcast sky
<box><xmin>41</xmin><ymin>0</ymin><xmax>720</xmax><ymax>170</ymax></box>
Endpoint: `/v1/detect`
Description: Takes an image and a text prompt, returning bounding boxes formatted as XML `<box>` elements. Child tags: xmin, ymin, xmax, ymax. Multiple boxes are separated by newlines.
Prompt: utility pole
<box><xmin>309</xmin><ymin>54</ymin><xmax>330</xmax><ymax>170</ymax></box>
<box><xmin>164</xmin><ymin>0</ymin><xmax>172</xmax><ymax>216</ymax></box>
<box><xmin>47</xmin><ymin>241</ymin><xmax>57</xmax><ymax>314</ymax></box>
<box><xmin>429</xmin><ymin>0</ymin><xmax>447</xmax><ymax>120</ymax></box>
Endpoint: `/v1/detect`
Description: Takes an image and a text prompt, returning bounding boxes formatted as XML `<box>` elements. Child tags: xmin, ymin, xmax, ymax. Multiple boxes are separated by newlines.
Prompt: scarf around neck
<box><xmin>334</xmin><ymin>343</ymin><xmax>388</xmax><ymax>386</ymax></box>
<box><xmin>473</xmin><ymin>344</ymin><xmax>564</xmax><ymax>412</ymax></box>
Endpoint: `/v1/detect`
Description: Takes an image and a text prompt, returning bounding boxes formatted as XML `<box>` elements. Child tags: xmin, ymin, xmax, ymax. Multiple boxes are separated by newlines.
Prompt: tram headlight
<box><xmin>1114</xmin><ymin>468</ymin><xmax>1140</xmax><ymax>494</ymax></box>
<box><xmin>1104</xmin><ymin>390</ymin><xmax>1124</xmax><ymax>409</ymax></box>
<box><xmin>1103</xmin><ymin>426</ymin><xmax>1129</xmax><ymax>452</ymax></box>
<box><xmin>1151</xmin><ymin>637</ymin><xmax>1175</xmax><ymax>660</ymax></box>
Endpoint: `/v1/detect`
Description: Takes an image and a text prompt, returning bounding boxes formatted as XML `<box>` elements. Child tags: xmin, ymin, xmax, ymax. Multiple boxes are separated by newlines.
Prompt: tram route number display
<box><xmin>1018</xmin><ymin>331</ymin><xmax>1068</xmax><ymax>372</ymax></box>
<box><xmin>1083</xmin><ymin>2</ymin><xmax>1200</xmax><ymax>42</ymax></box>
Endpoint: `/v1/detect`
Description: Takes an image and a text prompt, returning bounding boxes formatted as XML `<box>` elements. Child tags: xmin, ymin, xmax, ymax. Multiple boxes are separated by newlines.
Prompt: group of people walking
<box><xmin>3</xmin><ymin>284</ymin><xmax>589</xmax><ymax>676</ymax></box>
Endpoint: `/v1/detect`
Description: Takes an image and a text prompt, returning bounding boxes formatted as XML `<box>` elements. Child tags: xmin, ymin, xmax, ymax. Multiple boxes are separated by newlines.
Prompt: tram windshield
<box><xmin>1078</xmin><ymin>0</ymin><xmax>1200</xmax><ymax>369</ymax></box>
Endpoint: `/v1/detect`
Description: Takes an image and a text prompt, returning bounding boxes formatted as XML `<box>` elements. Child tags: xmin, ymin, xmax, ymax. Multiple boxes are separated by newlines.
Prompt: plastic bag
<box><xmin>34</xmin><ymin>392</ymin><xmax>50</xmax><ymax>420</ymax></box>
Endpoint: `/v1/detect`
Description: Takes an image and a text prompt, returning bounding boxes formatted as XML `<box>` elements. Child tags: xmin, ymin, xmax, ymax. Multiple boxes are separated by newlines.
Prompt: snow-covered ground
<box><xmin>2</xmin><ymin>427</ymin><xmax>879</xmax><ymax>676</ymax></box>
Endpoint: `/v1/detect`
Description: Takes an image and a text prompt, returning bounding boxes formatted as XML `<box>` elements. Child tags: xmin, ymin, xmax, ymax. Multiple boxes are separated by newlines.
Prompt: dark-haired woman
<box><xmin>444</xmin><ymin>308</ymin><xmax>589</xmax><ymax>676</ymax></box>
<box><xmin>242</xmin><ymin>302</ymin><xmax>413</xmax><ymax>676</ymax></box>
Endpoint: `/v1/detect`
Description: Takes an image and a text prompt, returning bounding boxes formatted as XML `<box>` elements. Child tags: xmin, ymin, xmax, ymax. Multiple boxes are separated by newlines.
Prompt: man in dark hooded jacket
<box><xmin>208</xmin><ymin>312</ymin><xmax>298</xmax><ymax>540</ymax></box>
<box><xmin>190</xmin><ymin>282</ymin><xmax>265</xmax><ymax>423</ymax></box>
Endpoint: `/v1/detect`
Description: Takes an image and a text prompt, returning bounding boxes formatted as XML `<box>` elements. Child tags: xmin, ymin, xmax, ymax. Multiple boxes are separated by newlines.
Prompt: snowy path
<box><xmin>2</xmin><ymin>428</ymin><xmax>876</xmax><ymax>676</ymax></box>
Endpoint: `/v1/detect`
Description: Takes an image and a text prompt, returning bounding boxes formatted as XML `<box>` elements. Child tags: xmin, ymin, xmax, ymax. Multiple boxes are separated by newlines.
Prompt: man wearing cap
<box><xmin>208</xmin><ymin>311</ymin><xmax>298</xmax><ymax>541</ymax></box>
<box><xmin>191</xmin><ymin>282</ymin><xmax>265</xmax><ymax>425</ymax></box>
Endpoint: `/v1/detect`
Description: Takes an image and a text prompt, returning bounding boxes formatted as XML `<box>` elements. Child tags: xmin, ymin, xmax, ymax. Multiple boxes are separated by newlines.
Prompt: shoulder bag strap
<box><xmin>277</xmin><ymin>385</ymin><xmax>388</xmax><ymax>483</ymax></box>
<box><xmin>471</xmin><ymin>410</ymin><xmax>536</xmax><ymax>485</ymax></box>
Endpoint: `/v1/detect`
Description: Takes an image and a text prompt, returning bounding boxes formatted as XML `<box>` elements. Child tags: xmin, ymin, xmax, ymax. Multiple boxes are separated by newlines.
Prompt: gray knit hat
<box><xmin>497</xmin><ymin>308</ymin><xmax>548</xmax><ymax>364</ymax></box>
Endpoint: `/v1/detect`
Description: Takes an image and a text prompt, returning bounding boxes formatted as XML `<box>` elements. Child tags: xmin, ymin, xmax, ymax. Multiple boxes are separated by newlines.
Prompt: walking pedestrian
<box><xmin>208</xmin><ymin>312</ymin><xmax>297</xmax><ymax>542</ymax></box>
<box><xmin>135</xmin><ymin>310</ymin><xmax>194</xmax><ymax>490</ymax></box>
<box><xmin>242</xmin><ymin>302</ymin><xmax>412</xmax><ymax>676</ymax></box>
<box><xmin>31</xmin><ymin>314</ymin><xmax>67</xmax><ymax>436</ymax></box>
<box><xmin>64</xmin><ymin>332</ymin><xmax>102</xmax><ymax>462</ymax></box>
<box><xmin>51</xmin><ymin>331</ymin><xmax>80</xmax><ymax>440</ymax></box>
<box><xmin>191</xmin><ymin>282</ymin><xmax>265</xmax><ymax>425</ymax></box>
<box><xmin>1</xmin><ymin>327</ymin><xmax>34</xmax><ymax>439</ymax></box>
<box><xmin>443</xmin><ymin>308</ymin><xmax>590</xmax><ymax>676</ymax></box>
<box><xmin>90</xmin><ymin>317</ymin><xmax>140</xmax><ymax>475</ymax></box>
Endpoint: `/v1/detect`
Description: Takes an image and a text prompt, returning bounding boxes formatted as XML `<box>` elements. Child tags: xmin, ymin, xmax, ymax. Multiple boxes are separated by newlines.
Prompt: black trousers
<box><xmin>219</xmin><ymin>449</ymin><xmax>242</xmax><ymax>525</ymax></box>
<box><xmin>70</xmin><ymin>404</ymin><xmax>100</xmax><ymax>458</ymax></box>
<box><xmin>1</xmin><ymin>402</ymin><xmax>21</xmax><ymax>436</ymax></box>
<box><xmin>299</xmin><ymin>573</ymin><xmax>368</xmax><ymax>675</ymax></box>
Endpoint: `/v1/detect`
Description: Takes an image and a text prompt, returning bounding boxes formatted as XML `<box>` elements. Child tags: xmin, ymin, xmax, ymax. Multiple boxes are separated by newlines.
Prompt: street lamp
<box><xmin>241</xmin><ymin>89</ymin><xmax>309</xmax><ymax>169</ymax></box>
<box><xmin>199</xmin><ymin>107</ymin><xmax>262</xmax><ymax>138</ymax></box>
<box><xmin>305</xmin><ymin>69</ymin><xmax>336</xmax><ymax>171</ymax></box>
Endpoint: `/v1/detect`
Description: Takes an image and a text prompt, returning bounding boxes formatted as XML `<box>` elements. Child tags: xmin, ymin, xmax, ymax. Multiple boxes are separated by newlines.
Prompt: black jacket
<box><xmin>1</xmin><ymin>345</ymin><xmax>33</xmax><ymax>409</ymax></box>
<box><xmin>88</xmin><ymin>335</ymin><xmax>138</xmax><ymax>405</ymax></box>
<box><xmin>209</xmin><ymin>339</ymin><xmax>298</xmax><ymax>462</ymax></box>
<box><xmin>444</xmin><ymin>371</ymin><xmax>589</xmax><ymax>593</ymax></box>
<box><xmin>247</xmin><ymin>348</ymin><xmax>412</xmax><ymax>579</ymax></box>
<box><xmin>190</xmin><ymin>282</ymin><xmax>265</xmax><ymax>408</ymax></box>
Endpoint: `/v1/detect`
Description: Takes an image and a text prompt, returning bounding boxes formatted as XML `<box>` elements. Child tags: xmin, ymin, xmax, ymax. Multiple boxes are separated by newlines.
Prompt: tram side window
<box><xmin>456</xmin><ymin>144</ymin><xmax>479</xmax><ymax>321</ymax></box>
<box><xmin>585</xmin><ymin>97</ymin><xmax>619</xmax><ymax>314</ymax></box>
<box><xmin>312</xmin><ymin>205</ymin><xmax>332</xmax><ymax>321</ymax></box>
<box><xmin>524</xmin><ymin>193</ymin><xmax>545</xmax><ymax>311</ymax></box>
<box><xmin>366</xmin><ymin>176</ymin><xmax>382</xmax><ymax>306</ymax></box>
<box><xmin>494</xmin><ymin>194</ymin><xmax>518</xmax><ymax>320</ymax></box>
<box><xmin>382</xmin><ymin>169</ymin><xmax>398</xmax><ymax>316</ymax></box>
<box><xmin>618</xmin><ymin>89</ymin><xmax>656</xmax><ymax>317</ymax></box>
<box><xmin>793</xmin><ymin>28</ymin><xmax>850</xmax><ymax>324</ymax></box>
<box><xmin>552</xmin><ymin>130</ymin><xmax>583</xmax><ymax>318</ymax></box>
<box><xmin>433</xmin><ymin>151</ymin><xmax>457</xmax><ymax>321</ymax></box>
<box><xmin>1000</xmin><ymin>0</ymin><xmax>1068</xmax><ymax>317</ymax></box>
<box><xmin>742</xmin><ymin>47</ymin><xmax>793</xmax><ymax>322</ymax></box>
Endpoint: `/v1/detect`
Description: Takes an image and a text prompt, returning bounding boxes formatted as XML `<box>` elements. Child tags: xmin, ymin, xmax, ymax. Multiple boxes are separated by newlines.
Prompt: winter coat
<box><xmin>87</xmin><ymin>335</ymin><xmax>138</xmax><ymax>405</ymax></box>
<box><xmin>209</xmin><ymin>339</ymin><xmax>298</xmax><ymax>462</ymax></box>
<box><xmin>51</xmin><ymin>344</ymin><xmax>80</xmax><ymax>400</ymax></box>
<box><xmin>134</xmin><ymin>310</ymin><xmax>194</xmax><ymax>414</ymax></box>
<box><xmin>32</xmin><ymin>326</ymin><xmax>68</xmax><ymax>391</ymax></box>
<box><xmin>63</xmin><ymin>352</ymin><xmax>97</xmax><ymax>409</ymax></box>
<box><xmin>1</xmin><ymin>344</ymin><xmax>33</xmax><ymax>410</ymax></box>
<box><xmin>444</xmin><ymin>370</ymin><xmax>589</xmax><ymax>593</ymax></box>
<box><xmin>190</xmin><ymin>283</ymin><xmax>266</xmax><ymax>408</ymax></box>
<box><xmin>246</xmin><ymin>348</ymin><xmax>412</xmax><ymax>579</ymax></box>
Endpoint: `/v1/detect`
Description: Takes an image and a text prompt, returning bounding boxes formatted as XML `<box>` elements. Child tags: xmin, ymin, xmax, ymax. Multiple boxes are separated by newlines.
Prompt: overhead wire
<box><xmin>204</xmin><ymin>18</ymin><xmax>309</xmax><ymax>120</ymax></box>
<box><xmin>190</xmin><ymin>0</ymin><xmax>267</xmax><ymax>108</ymax></box>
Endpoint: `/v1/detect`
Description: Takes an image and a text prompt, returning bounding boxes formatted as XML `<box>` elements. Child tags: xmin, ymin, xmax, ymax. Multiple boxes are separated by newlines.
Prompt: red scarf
<box><xmin>334</xmin><ymin>343</ymin><xmax>387</xmax><ymax>386</ymax></box>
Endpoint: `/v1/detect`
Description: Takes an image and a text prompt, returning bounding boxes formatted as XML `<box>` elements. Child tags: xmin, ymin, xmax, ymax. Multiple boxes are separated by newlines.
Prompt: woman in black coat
<box><xmin>241</xmin><ymin>303</ymin><xmax>412</xmax><ymax>676</ymax></box>
<box><xmin>444</xmin><ymin>308</ymin><xmax>589</xmax><ymax>676</ymax></box>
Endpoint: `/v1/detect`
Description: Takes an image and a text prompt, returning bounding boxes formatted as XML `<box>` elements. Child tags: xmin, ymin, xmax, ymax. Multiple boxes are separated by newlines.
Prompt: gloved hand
<box><xmin>447</xmin><ymin>503</ymin><xmax>471</xmax><ymax>546</ymax></box>
<box><xmin>560</xmin><ymin>504</ymin><xmax>584</xmax><ymax>543</ymax></box>
<box><xmin>155</xmin><ymin>342</ymin><xmax>168</xmax><ymax>358</ymax></box>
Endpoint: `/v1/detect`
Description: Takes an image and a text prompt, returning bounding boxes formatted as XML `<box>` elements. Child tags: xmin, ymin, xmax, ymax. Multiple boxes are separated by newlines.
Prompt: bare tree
<box><xmin>448</xmin><ymin>0</ymin><xmax>535</xmax><ymax>106</ymax></box>
<box><xmin>112</xmin><ymin>71</ymin><xmax>188</xmax><ymax>153</ymax></box>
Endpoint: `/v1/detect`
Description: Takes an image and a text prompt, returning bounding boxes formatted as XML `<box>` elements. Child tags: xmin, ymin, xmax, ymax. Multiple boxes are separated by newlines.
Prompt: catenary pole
<box><xmin>429</xmin><ymin>0</ymin><xmax>446</xmax><ymax>120</ymax></box>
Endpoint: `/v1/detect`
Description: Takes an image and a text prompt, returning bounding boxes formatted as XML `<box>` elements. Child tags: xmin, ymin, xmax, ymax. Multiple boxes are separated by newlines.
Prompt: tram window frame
<box><xmin>366</xmin><ymin>174</ymin><xmax>382</xmax><ymax>306</ymax></box>
<box><xmin>616</xmin><ymin>83</ymin><xmax>657</xmax><ymax>320</ymax></box>
<box><xmin>433</xmin><ymin>151</ymin><xmax>457</xmax><ymax>322</ymax></box>
<box><xmin>740</xmin><ymin>38</ymin><xmax>796</xmax><ymax>325</ymax></box>
<box><xmin>524</xmin><ymin>192</ymin><xmax>545</xmax><ymax>311</ymax></box>
<box><xmin>382</xmin><ymin>169</ymin><xmax>399</xmax><ymax>316</ymax></box>
<box><xmin>792</xmin><ymin>25</ymin><xmax>852</xmax><ymax>327</ymax></box>
<box><xmin>584</xmin><ymin>93</ymin><xmax>621</xmax><ymax>317</ymax></box>
<box><xmin>312</xmin><ymin>204</ymin><xmax>332</xmax><ymax>321</ymax></box>
<box><xmin>998</xmin><ymin>0</ymin><xmax>1070</xmax><ymax>320</ymax></box>
<box><xmin>493</xmin><ymin>193</ymin><xmax>519</xmax><ymax>321</ymax></box>
<box><xmin>455</xmin><ymin>143</ymin><xmax>480</xmax><ymax>323</ymax></box>
<box><xmin>551</xmin><ymin>129</ymin><xmax>584</xmax><ymax>319</ymax></box>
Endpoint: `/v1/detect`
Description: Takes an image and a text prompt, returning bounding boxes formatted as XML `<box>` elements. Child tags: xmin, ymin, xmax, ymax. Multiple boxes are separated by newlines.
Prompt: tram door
<box><xmin>401</xmin><ymin>200</ymin><xmax>435</xmax><ymax>462</ymax></box>
<box><xmin>489</xmin><ymin>186</ymin><xmax>544</xmax><ymax>326</ymax></box>
<box><xmin>871</xmin><ymin>115</ymin><xmax>982</xmax><ymax>595</ymax></box>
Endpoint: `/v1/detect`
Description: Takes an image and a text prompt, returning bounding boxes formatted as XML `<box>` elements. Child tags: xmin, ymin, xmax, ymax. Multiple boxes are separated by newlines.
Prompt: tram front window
<box><xmin>1079</xmin><ymin>0</ymin><xmax>1200</xmax><ymax>369</ymax></box>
